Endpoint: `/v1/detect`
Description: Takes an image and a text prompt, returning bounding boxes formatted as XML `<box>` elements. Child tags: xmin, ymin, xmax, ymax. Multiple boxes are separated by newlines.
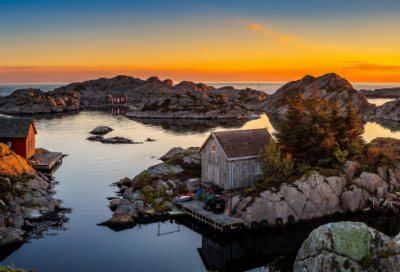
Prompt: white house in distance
<box><xmin>197</xmin><ymin>128</ymin><xmax>271</xmax><ymax>189</ymax></box>
<box><xmin>108</xmin><ymin>94</ymin><xmax>128</xmax><ymax>104</ymax></box>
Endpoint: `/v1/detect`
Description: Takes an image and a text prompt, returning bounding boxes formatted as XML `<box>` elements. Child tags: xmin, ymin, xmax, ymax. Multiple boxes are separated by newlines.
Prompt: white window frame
<box><xmin>7</xmin><ymin>142</ymin><xmax>12</xmax><ymax>147</ymax></box>
<box><xmin>254</xmin><ymin>163</ymin><xmax>263</xmax><ymax>175</ymax></box>
<box><xmin>117</xmin><ymin>98</ymin><xmax>120</xmax><ymax>103</ymax></box>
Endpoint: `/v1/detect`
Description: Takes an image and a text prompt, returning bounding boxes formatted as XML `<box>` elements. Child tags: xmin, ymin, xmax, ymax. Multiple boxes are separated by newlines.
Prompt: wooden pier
<box><xmin>174</xmin><ymin>199</ymin><xmax>245</xmax><ymax>233</ymax></box>
<box><xmin>31</xmin><ymin>152</ymin><xmax>63</xmax><ymax>172</ymax></box>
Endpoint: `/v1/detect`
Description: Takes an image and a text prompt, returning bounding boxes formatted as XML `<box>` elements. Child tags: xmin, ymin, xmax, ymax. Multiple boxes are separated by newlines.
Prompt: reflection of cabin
<box><xmin>198</xmin><ymin>128</ymin><xmax>271</xmax><ymax>189</ymax></box>
<box><xmin>109</xmin><ymin>107</ymin><xmax>127</xmax><ymax>116</ymax></box>
<box><xmin>108</xmin><ymin>94</ymin><xmax>127</xmax><ymax>104</ymax></box>
<box><xmin>0</xmin><ymin>117</ymin><xmax>37</xmax><ymax>159</ymax></box>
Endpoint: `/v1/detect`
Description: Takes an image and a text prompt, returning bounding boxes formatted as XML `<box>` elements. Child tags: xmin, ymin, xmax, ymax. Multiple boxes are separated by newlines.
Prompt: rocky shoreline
<box><xmin>101</xmin><ymin>140</ymin><xmax>400</xmax><ymax>232</ymax></box>
<box><xmin>0</xmin><ymin>88</ymin><xmax>82</xmax><ymax>114</ymax></box>
<box><xmin>0</xmin><ymin>143</ymin><xmax>65</xmax><ymax>247</ymax></box>
<box><xmin>99</xmin><ymin>147</ymin><xmax>201</xmax><ymax>229</ymax></box>
<box><xmin>360</xmin><ymin>87</ymin><xmax>400</xmax><ymax>99</ymax></box>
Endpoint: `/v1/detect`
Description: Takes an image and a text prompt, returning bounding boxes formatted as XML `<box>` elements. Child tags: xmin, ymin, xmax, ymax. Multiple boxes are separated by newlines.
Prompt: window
<box><xmin>117</xmin><ymin>98</ymin><xmax>120</xmax><ymax>103</ymax></box>
<box><xmin>254</xmin><ymin>163</ymin><xmax>263</xmax><ymax>175</ymax></box>
<box><xmin>212</xmin><ymin>145</ymin><xmax>216</xmax><ymax>152</ymax></box>
<box><xmin>7</xmin><ymin>142</ymin><xmax>11</xmax><ymax>147</ymax></box>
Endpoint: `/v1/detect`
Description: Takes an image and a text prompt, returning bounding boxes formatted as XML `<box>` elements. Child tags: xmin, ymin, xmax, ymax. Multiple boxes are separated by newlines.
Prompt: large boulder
<box><xmin>294</xmin><ymin>222</ymin><xmax>400</xmax><ymax>272</ymax></box>
<box><xmin>258</xmin><ymin>73</ymin><xmax>370</xmax><ymax>115</ymax></box>
<box><xmin>90</xmin><ymin>126</ymin><xmax>113</xmax><ymax>135</ymax></box>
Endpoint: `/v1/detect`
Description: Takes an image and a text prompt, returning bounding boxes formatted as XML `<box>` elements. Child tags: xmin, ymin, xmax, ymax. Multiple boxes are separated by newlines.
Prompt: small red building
<box><xmin>0</xmin><ymin>117</ymin><xmax>37</xmax><ymax>159</ymax></box>
<box><xmin>108</xmin><ymin>94</ymin><xmax>128</xmax><ymax>104</ymax></box>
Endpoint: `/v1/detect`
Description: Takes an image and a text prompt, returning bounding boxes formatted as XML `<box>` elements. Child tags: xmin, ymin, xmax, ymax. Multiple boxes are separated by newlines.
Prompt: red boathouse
<box><xmin>108</xmin><ymin>94</ymin><xmax>128</xmax><ymax>104</ymax></box>
<box><xmin>0</xmin><ymin>117</ymin><xmax>37</xmax><ymax>159</ymax></box>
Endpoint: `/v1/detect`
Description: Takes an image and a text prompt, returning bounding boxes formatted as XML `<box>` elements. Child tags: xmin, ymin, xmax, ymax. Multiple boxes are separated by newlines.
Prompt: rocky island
<box><xmin>0</xmin><ymin>88</ymin><xmax>82</xmax><ymax>114</ymax></box>
<box><xmin>257</xmin><ymin>73</ymin><xmax>370</xmax><ymax>115</ymax></box>
<box><xmin>0</xmin><ymin>143</ymin><xmax>62</xmax><ymax>247</ymax></box>
<box><xmin>360</xmin><ymin>87</ymin><xmax>400</xmax><ymax>99</ymax></box>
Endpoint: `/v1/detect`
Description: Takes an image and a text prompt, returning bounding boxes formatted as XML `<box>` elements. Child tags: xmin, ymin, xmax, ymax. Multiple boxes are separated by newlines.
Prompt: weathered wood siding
<box><xmin>201</xmin><ymin>137</ymin><xmax>230</xmax><ymax>188</ymax></box>
<box><xmin>201</xmin><ymin>136</ymin><xmax>266</xmax><ymax>189</ymax></box>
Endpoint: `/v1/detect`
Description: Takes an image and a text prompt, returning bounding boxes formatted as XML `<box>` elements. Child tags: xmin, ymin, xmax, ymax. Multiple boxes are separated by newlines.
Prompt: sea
<box><xmin>0</xmin><ymin>82</ymin><xmax>400</xmax><ymax>272</ymax></box>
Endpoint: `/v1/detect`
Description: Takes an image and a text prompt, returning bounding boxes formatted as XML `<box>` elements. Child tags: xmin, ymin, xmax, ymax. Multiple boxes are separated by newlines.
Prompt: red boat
<box><xmin>175</xmin><ymin>193</ymin><xmax>193</xmax><ymax>202</ymax></box>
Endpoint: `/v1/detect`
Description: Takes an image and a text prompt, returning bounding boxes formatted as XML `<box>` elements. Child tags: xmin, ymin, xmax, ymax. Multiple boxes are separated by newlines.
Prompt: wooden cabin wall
<box><xmin>231</xmin><ymin>158</ymin><xmax>265</xmax><ymax>188</ymax></box>
<box><xmin>201</xmin><ymin>138</ymin><xmax>231</xmax><ymax>188</ymax></box>
<box><xmin>201</xmin><ymin>137</ymin><xmax>266</xmax><ymax>189</ymax></box>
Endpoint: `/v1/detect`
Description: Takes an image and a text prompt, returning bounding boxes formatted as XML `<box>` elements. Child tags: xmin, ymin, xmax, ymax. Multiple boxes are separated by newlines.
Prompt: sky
<box><xmin>1</xmin><ymin>0</ymin><xmax>400</xmax><ymax>84</ymax></box>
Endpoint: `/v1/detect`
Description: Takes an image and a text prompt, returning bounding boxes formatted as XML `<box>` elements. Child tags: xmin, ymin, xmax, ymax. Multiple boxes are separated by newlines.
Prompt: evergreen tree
<box><xmin>274</xmin><ymin>92</ymin><xmax>310</xmax><ymax>162</ymax></box>
<box><xmin>303</xmin><ymin>86</ymin><xmax>336</xmax><ymax>166</ymax></box>
<box><xmin>343</xmin><ymin>103</ymin><xmax>365</xmax><ymax>155</ymax></box>
<box><xmin>329</xmin><ymin>99</ymin><xmax>347</xmax><ymax>150</ymax></box>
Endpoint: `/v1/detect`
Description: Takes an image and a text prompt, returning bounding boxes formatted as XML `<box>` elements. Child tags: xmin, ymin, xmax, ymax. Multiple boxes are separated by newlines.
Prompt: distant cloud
<box><xmin>280</xmin><ymin>36</ymin><xmax>295</xmax><ymax>42</ymax></box>
<box><xmin>346</xmin><ymin>62</ymin><xmax>400</xmax><ymax>72</ymax></box>
<box><xmin>247</xmin><ymin>24</ymin><xmax>261</xmax><ymax>30</ymax></box>
<box><xmin>246</xmin><ymin>23</ymin><xmax>295</xmax><ymax>42</ymax></box>
<box><xmin>199</xmin><ymin>47</ymin><xmax>206</xmax><ymax>51</ymax></box>
<box><xmin>341</xmin><ymin>60</ymin><xmax>366</xmax><ymax>63</ymax></box>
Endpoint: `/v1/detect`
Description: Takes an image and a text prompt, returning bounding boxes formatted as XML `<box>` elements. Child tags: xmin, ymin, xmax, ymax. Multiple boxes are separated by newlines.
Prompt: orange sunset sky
<box><xmin>1</xmin><ymin>0</ymin><xmax>400</xmax><ymax>84</ymax></box>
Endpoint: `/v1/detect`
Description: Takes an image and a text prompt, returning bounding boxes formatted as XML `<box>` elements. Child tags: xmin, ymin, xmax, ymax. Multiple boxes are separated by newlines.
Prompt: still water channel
<box><xmin>1</xmin><ymin>108</ymin><xmax>400</xmax><ymax>272</ymax></box>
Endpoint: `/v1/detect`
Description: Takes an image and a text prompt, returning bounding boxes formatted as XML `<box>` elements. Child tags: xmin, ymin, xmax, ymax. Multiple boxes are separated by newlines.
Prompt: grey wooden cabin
<box><xmin>197</xmin><ymin>128</ymin><xmax>271</xmax><ymax>189</ymax></box>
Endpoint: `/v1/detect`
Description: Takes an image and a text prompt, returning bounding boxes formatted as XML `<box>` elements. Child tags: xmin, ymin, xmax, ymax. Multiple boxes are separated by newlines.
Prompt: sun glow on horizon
<box><xmin>1</xmin><ymin>0</ymin><xmax>400</xmax><ymax>84</ymax></box>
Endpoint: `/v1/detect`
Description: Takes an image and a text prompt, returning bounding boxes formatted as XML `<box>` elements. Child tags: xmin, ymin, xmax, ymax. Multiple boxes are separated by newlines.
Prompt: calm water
<box><xmin>1</xmin><ymin>110</ymin><xmax>400</xmax><ymax>272</ymax></box>
<box><xmin>0</xmin><ymin>82</ymin><xmax>400</xmax><ymax>272</ymax></box>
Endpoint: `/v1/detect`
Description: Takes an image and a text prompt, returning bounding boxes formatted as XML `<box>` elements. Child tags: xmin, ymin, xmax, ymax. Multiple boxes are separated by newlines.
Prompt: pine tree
<box><xmin>343</xmin><ymin>103</ymin><xmax>365</xmax><ymax>155</ymax></box>
<box><xmin>273</xmin><ymin>92</ymin><xmax>309</xmax><ymax>162</ymax></box>
<box><xmin>303</xmin><ymin>85</ymin><xmax>336</xmax><ymax>166</ymax></box>
<box><xmin>329</xmin><ymin>99</ymin><xmax>347</xmax><ymax>150</ymax></box>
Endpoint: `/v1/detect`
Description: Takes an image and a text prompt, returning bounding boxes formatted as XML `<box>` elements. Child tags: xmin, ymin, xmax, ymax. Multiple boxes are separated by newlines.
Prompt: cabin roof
<box><xmin>108</xmin><ymin>93</ymin><xmax>127</xmax><ymax>99</ymax></box>
<box><xmin>0</xmin><ymin>117</ymin><xmax>37</xmax><ymax>138</ymax></box>
<box><xmin>198</xmin><ymin>128</ymin><xmax>271</xmax><ymax>160</ymax></box>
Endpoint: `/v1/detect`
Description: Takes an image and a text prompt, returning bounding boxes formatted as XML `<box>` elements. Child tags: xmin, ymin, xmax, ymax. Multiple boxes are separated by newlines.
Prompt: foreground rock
<box><xmin>87</xmin><ymin>136</ymin><xmax>140</xmax><ymax>144</ymax></box>
<box><xmin>294</xmin><ymin>222</ymin><xmax>400</xmax><ymax>272</ymax></box>
<box><xmin>258</xmin><ymin>73</ymin><xmax>370</xmax><ymax>115</ymax></box>
<box><xmin>90</xmin><ymin>126</ymin><xmax>113</xmax><ymax>135</ymax></box>
<box><xmin>0</xmin><ymin>88</ymin><xmax>82</xmax><ymax>114</ymax></box>
<box><xmin>100</xmin><ymin>147</ymin><xmax>201</xmax><ymax>228</ymax></box>
<box><xmin>0</xmin><ymin>143</ymin><xmax>61</xmax><ymax>246</ymax></box>
<box><xmin>235</xmin><ymin>147</ymin><xmax>400</xmax><ymax>228</ymax></box>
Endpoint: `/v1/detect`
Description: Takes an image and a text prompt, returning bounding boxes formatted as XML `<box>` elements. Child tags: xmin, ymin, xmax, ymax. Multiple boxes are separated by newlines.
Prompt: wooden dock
<box><xmin>31</xmin><ymin>152</ymin><xmax>63</xmax><ymax>172</ymax></box>
<box><xmin>174</xmin><ymin>199</ymin><xmax>245</xmax><ymax>233</ymax></box>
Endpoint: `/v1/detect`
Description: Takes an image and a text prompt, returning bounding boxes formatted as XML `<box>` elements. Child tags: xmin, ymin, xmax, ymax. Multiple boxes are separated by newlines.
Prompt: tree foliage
<box><xmin>260</xmin><ymin>138</ymin><xmax>294</xmax><ymax>182</ymax></box>
<box><xmin>273</xmin><ymin>83</ymin><xmax>365</xmax><ymax>167</ymax></box>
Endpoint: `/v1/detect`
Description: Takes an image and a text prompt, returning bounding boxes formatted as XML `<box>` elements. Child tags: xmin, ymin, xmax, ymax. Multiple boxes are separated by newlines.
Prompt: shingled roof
<box><xmin>0</xmin><ymin>117</ymin><xmax>37</xmax><ymax>138</ymax></box>
<box><xmin>198</xmin><ymin>128</ymin><xmax>272</xmax><ymax>160</ymax></box>
<box><xmin>108</xmin><ymin>94</ymin><xmax>127</xmax><ymax>99</ymax></box>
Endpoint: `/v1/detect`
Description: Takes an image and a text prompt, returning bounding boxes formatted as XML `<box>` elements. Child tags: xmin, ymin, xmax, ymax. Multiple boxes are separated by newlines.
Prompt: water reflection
<box><xmin>127</xmin><ymin>117</ymin><xmax>250</xmax><ymax>134</ymax></box>
<box><xmin>109</xmin><ymin>107</ymin><xmax>127</xmax><ymax>116</ymax></box>
<box><xmin>178</xmin><ymin>213</ymin><xmax>400</xmax><ymax>272</ymax></box>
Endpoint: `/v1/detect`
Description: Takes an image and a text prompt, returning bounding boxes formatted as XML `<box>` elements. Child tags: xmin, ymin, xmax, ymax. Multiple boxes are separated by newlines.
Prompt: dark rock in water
<box><xmin>90</xmin><ymin>126</ymin><xmax>113</xmax><ymax>135</ymax></box>
<box><xmin>160</xmin><ymin>147</ymin><xmax>185</xmax><ymax>161</ymax></box>
<box><xmin>97</xmin><ymin>214</ymin><xmax>136</xmax><ymax>230</ymax></box>
<box><xmin>145</xmin><ymin>138</ymin><xmax>156</xmax><ymax>142</ymax></box>
<box><xmin>117</xmin><ymin>177</ymin><xmax>132</xmax><ymax>188</ymax></box>
<box><xmin>87</xmin><ymin>136</ymin><xmax>141</xmax><ymax>144</ymax></box>
<box><xmin>293</xmin><ymin>222</ymin><xmax>400</xmax><ymax>272</ymax></box>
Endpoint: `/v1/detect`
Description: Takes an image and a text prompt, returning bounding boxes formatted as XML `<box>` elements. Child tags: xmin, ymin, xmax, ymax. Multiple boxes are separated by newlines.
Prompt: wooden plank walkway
<box><xmin>31</xmin><ymin>152</ymin><xmax>62</xmax><ymax>171</ymax></box>
<box><xmin>174</xmin><ymin>198</ymin><xmax>244</xmax><ymax>232</ymax></box>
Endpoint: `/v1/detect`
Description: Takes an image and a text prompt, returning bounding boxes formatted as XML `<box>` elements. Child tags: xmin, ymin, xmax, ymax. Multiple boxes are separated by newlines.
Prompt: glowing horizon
<box><xmin>1</xmin><ymin>0</ymin><xmax>400</xmax><ymax>84</ymax></box>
